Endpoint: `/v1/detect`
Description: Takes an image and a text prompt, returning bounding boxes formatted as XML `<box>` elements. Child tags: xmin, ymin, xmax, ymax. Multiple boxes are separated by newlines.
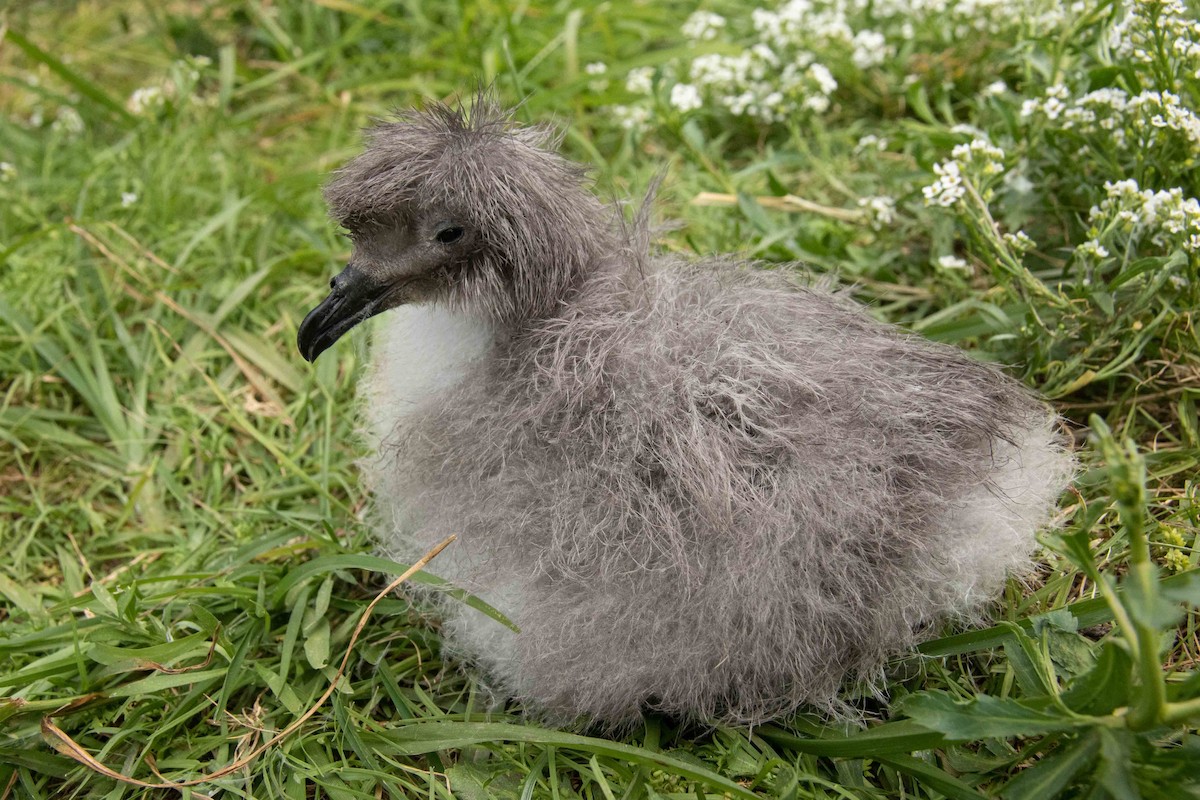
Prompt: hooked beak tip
<box><xmin>297</xmin><ymin>265</ymin><xmax>381</xmax><ymax>364</ymax></box>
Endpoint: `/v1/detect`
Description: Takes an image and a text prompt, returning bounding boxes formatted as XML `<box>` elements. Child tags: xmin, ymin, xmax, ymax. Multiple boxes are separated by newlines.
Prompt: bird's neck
<box><xmin>507</xmin><ymin>224</ymin><xmax>630</xmax><ymax>329</ymax></box>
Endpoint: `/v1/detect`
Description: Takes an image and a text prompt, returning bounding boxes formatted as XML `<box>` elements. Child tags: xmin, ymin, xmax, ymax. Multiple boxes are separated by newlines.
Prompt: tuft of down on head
<box><xmin>323</xmin><ymin>96</ymin><xmax>615</xmax><ymax>325</ymax></box>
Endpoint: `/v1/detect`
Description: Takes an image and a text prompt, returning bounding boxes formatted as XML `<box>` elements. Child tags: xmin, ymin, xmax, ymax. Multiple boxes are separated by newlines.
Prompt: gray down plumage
<box><xmin>303</xmin><ymin>96</ymin><xmax>1074</xmax><ymax>728</ymax></box>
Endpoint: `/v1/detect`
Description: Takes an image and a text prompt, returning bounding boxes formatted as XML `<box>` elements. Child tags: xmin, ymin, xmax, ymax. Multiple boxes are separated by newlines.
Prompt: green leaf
<box><xmin>0</xmin><ymin>573</ymin><xmax>47</xmax><ymax>621</ymax></box>
<box><xmin>90</xmin><ymin>582</ymin><xmax>120</xmax><ymax>617</ymax></box>
<box><xmin>88</xmin><ymin>632</ymin><xmax>212</xmax><ymax>669</ymax></box>
<box><xmin>1056</xmin><ymin>528</ymin><xmax>1102</xmax><ymax>578</ymax></box>
<box><xmin>1095</xmin><ymin>728</ymin><xmax>1140</xmax><ymax>800</ymax></box>
<box><xmin>446</xmin><ymin>761</ymin><xmax>521</xmax><ymax>800</ymax></box>
<box><xmin>757</xmin><ymin>719</ymin><xmax>946</xmax><ymax>757</ymax></box>
<box><xmin>737</xmin><ymin>192</ymin><xmax>772</xmax><ymax>233</ymax></box>
<box><xmin>907</xmin><ymin>82</ymin><xmax>938</xmax><ymax>125</ymax></box>
<box><xmin>304</xmin><ymin>617</ymin><xmax>331</xmax><ymax>669</ymax></box>
<box><xmin>679</xmin><ymin>119</ymin><xmax>707</xmax><ymax>153</ymax></box>
<box><xmin>918</xmin><ymin>569</ymin><xmax>1200</xmax><ymax>657</ymax></box>
<box><xmin>1002</xmin><ymin>623</ymin><xmax>1058</xmax><ymax>696</ymax></box>
<box><xmin>876</xmin><ymin>753</ymin><xmax>987</xmax><ymax>800</ymax></box>
<box><xmin>1032</xmin><ymin>609</ymin><xmax>1081</xmax><ymax>635</ymax></box>
<box><xmin>766</xmin><ymin>170</ymin><xmax>791</xmax><ymax>197</ymax></box>
<box><xmin>1160</xmin><ymin>570</ymin><xmax>1200</xmax><ymax>607</ymax></box>
<box><xmin>1124</xmin><ymin>574</ymin><xmax>1185</xmax><ymax>630</ymax></box>
<box><xmin>1001</xmin><ymin>733</ymin><xmax>1099</xmax><ymax>800</ymax></box>
<box><xmin>1061</xmin><ymin>641</ymin><xmax>1133</xmax><ymax>716</ymax></box>
<box><xmin>902</xmin><ymin>692</ymin><xmax>1081</xmax><ymax>740</ymax></box>
<box><xmin>109</xmin><ymin>668</ymin><xmax>226</xmax><ymax>696</ymax></box>
<box><xmin>367</xmin><ymin>721</ymin><xmax>762</xmax><ymax>800</ymax></box>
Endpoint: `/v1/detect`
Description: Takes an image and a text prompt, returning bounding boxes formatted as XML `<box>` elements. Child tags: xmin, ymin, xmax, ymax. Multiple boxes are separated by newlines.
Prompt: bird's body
<box><xmin>298</xmin><ymin>98</ymin><xmax>1073</xmax><ymax>727</ymax></box>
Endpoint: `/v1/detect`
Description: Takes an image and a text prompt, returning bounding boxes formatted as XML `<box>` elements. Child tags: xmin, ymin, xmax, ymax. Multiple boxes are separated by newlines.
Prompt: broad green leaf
<box><xmin>0</xmin><ymin>744</ymin><xmax>77</xmax><ymax>776</ymax></box>
<box><xmin>253</xmin><ymin>663</ymin><xmax>305</xmax><ymax>716</ymax></box>
<box><xmin>87</xmin><ymin>632</ymin><xmax>212</xmax><ymax>668</ymax></box>
<box><xmin>1001</xmin><ymin>733</ymin><xmax>1099</xmax><ymax>800</ymax></box>
<box><xmin>1095</xmin><ymin>728</ymin><xmax>1139</xmax><ymax>800</ymax></box>
<box><xmin>1160</xmin><ymin>571</ymin><xmax>1200</xmax><ymax>608</ymax></box>
<box><xmin>902</xmin><ymin>692</ymin><xmax>1081</xmax><ymax>740</ymax></box>
<box><xmin>446</xmin><ymin>761</ymin><xmax>522</xmax><ymax>800</ymax></box>
<box><xmin>304</xmin><ymin>617</ymin><xmax>331</xmax><ymax>669</ymax></box>
<box><xmin>1061</xmin><ymin>641</ymin><xmax>1132</xmax><ymax>716</ymax></box>
<box><xmin>1124</xmin><ymin>578</ymin><xmax>1185</xmax><ymax>631</ymax></box>
<box><xmin>1002</xmin><ymin>622</ymin><xmax>1057</xmax><ymax>696</ymax></box>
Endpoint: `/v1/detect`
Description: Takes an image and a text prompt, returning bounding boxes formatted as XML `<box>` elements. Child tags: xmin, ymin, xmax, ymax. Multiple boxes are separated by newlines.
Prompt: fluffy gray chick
<box><xmin>297</xmin><ymin>97</ymin><xmax>1073</xmax><ymax>729</ymax></box>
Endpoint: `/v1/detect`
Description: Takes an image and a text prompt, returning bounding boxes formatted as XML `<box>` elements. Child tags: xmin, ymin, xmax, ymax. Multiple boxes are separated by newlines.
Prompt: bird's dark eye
<box><xmin>435</xmin><ymin>225</ymin><xmax>465</xmax><ymax>244</ymax></box>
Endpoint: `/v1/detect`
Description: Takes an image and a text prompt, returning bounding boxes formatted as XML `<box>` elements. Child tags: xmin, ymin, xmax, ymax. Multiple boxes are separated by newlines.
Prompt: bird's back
<box><xmin>362</xmin><ymin>257</ymin><xmax>1071</xmax><ymax>725</ymax></box>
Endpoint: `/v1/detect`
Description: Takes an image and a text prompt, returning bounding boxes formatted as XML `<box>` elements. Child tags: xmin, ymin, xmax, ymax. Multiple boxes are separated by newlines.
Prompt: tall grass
<box><xmin>1</xmin><ymin>1</ymin><xmax>1197</xmax><ymax>797</ymax></box>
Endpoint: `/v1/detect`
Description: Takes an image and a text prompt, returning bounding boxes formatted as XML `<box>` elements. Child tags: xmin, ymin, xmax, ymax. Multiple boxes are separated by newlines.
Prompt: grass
<box><xmin>1</xmin><ymin>1</ymin><xmax>1198</xmax><ymax>797</ymax></box>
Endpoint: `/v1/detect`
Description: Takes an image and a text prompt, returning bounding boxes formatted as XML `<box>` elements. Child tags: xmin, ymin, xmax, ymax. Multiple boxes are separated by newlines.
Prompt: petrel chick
<box><xmin>297</xmin><ymin>97</ymin><xmax>1073</xmax><ymax>728</ymax></box>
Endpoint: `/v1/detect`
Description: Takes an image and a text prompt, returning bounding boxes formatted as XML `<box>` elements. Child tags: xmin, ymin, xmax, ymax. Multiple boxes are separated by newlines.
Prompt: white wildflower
<box><xmin>1077</xmin><ymin>239</ymin><xmax>1109</xmax><ymax>260</ymax></box>
<box><xmin>121</xmin><ymin>192</ymin><xmax>139</xmax><ymax>208</ymax></box>
<box><xmin>937</xmin><ymin>255</ymin><xmax>970</xmax><ymax>270</ymax></box>
<box><xmin>854</xmin><ymin>134</ymin><xmax>889</xmax><ymax>154</ymax></box>
<box><xmin>808</xmin><ymin>63</ymin><xmax>837</xmax><ymax>96</ymax></box>
<box><xmin>950</xmin><ymin>123</ymin><xmax>986</xmax><ymax>138</ymax></box>
<box><xmin>1003</xmin><ymin>230</ymin><xmax>1036</xmax><ymax>253</ymax></box>
<box><xmin>951</xmin><ymin>139</ymin><xmax>1005</xmax><ymax>176</ymax></box>
<box><xmin>0</xmin><ymin>162</ymin><xmax>15</xmax><ymax>182</ymax></box>
<box><xmin>128</xmin><ymin>86</ymin><xmax>165</xmax><ymax>115</ymax></box>
<box><xmin>923</xmin><ymin>160</ymin><xmax>967</xmax><ymax>207</ymax></box>
<box><xmin>923</xmin><ymin>140</ymin><xmax>1005</xmax><ymax>208</ymax></box>
<box><xmin>670</xmin><ymin>83</ymin><xmax>703</xmax><ymax>112</ymax></box>
<box><xmin>682</xmin><ymin>11</ymin><xmax>726</xmax><ymax>42</ymax></box>
<box><xmin>982</xmin><ymin>80</ymin><xmax>1008</xmax><ymax>97</ymax></box>
<box><xmin>858</xmin><ymin>195</ymin><xmax>896</xmax><ymax>230</ymax></box>
<box><xmin>803</xmin><ymin>93</ymin><xmax>831</xmax><ymax>113</ymax></box>
<box><xmin>51</xmin><ymin>107</ymin><xmax>84</xmax><ymax>136</ymax></box>
<box><xmin>625</xmin><ymin>66</ymin><xmax>655</xmax><ymax>95</ymax></box>
<box><xmin>1090</xmin><ymin>178</ymin><xmax>1200</xmax><ymax>253</ymax></box>
<box><xmin>851</xmin><ymin>30</ymin><xmax>891</xmax><ymax>69</ymax></box>
<box><xmin>611</xmin><ymin>104</ymin><xmax>651</xmax><ymax>133</ymax></box>
<box><xmin>585</xmin><ymin>62</ymin><xmax>609</xmax><ymax>92</ymax></box>
<box><xmin>750</xmin><ymin>43</ymin><xmax>780</xmax><ymax>67</ymax></box>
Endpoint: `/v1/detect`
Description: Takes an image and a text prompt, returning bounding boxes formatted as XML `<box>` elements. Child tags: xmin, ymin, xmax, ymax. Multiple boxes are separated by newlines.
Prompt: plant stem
<box><xmin>1094</xmin><ymin>423</ymin><xmax>1168</xmax><ymax>731</ymax></box>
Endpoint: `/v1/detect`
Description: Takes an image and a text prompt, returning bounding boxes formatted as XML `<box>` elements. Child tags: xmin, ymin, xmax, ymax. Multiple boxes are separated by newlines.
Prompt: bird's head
<box><xmin>298</xmin><ymin>95</ymin><xmax>609</xmax><ymax>362</ymax></box>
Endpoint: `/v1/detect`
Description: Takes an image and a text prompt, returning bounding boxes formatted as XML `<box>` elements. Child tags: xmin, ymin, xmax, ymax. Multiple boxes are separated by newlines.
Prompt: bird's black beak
<box><xmin>297</xmin><ymin>265</ymin><xmax>387</xmax><ymax>363</ymax></box>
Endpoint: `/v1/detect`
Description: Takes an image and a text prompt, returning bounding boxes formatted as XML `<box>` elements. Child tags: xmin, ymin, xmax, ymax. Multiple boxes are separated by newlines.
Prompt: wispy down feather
<box><xmin>333</xmin><ymin>96</ymin><xmax>1075</xmax><ymax>729</ymax></box>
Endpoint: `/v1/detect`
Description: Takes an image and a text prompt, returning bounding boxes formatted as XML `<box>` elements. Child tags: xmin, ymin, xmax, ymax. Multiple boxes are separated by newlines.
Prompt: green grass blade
<box><xmin>918</xmin><ymin>568</ymin><xmax>1200</xmax><ymax>657</ymax></box>
<box><xmin>3</xmin><ymin>29</ymin><xmax>134</xmax><ymax>122</ymax></box>
<box><xmin>757</xmin><ymin>719</ymin><xmax>946</xmax><ymax>757</ymax></box>
<box><xmin>368</xmin><ymin>721</ymin><xmax>763</xmax><ymax>800</ymax></box>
